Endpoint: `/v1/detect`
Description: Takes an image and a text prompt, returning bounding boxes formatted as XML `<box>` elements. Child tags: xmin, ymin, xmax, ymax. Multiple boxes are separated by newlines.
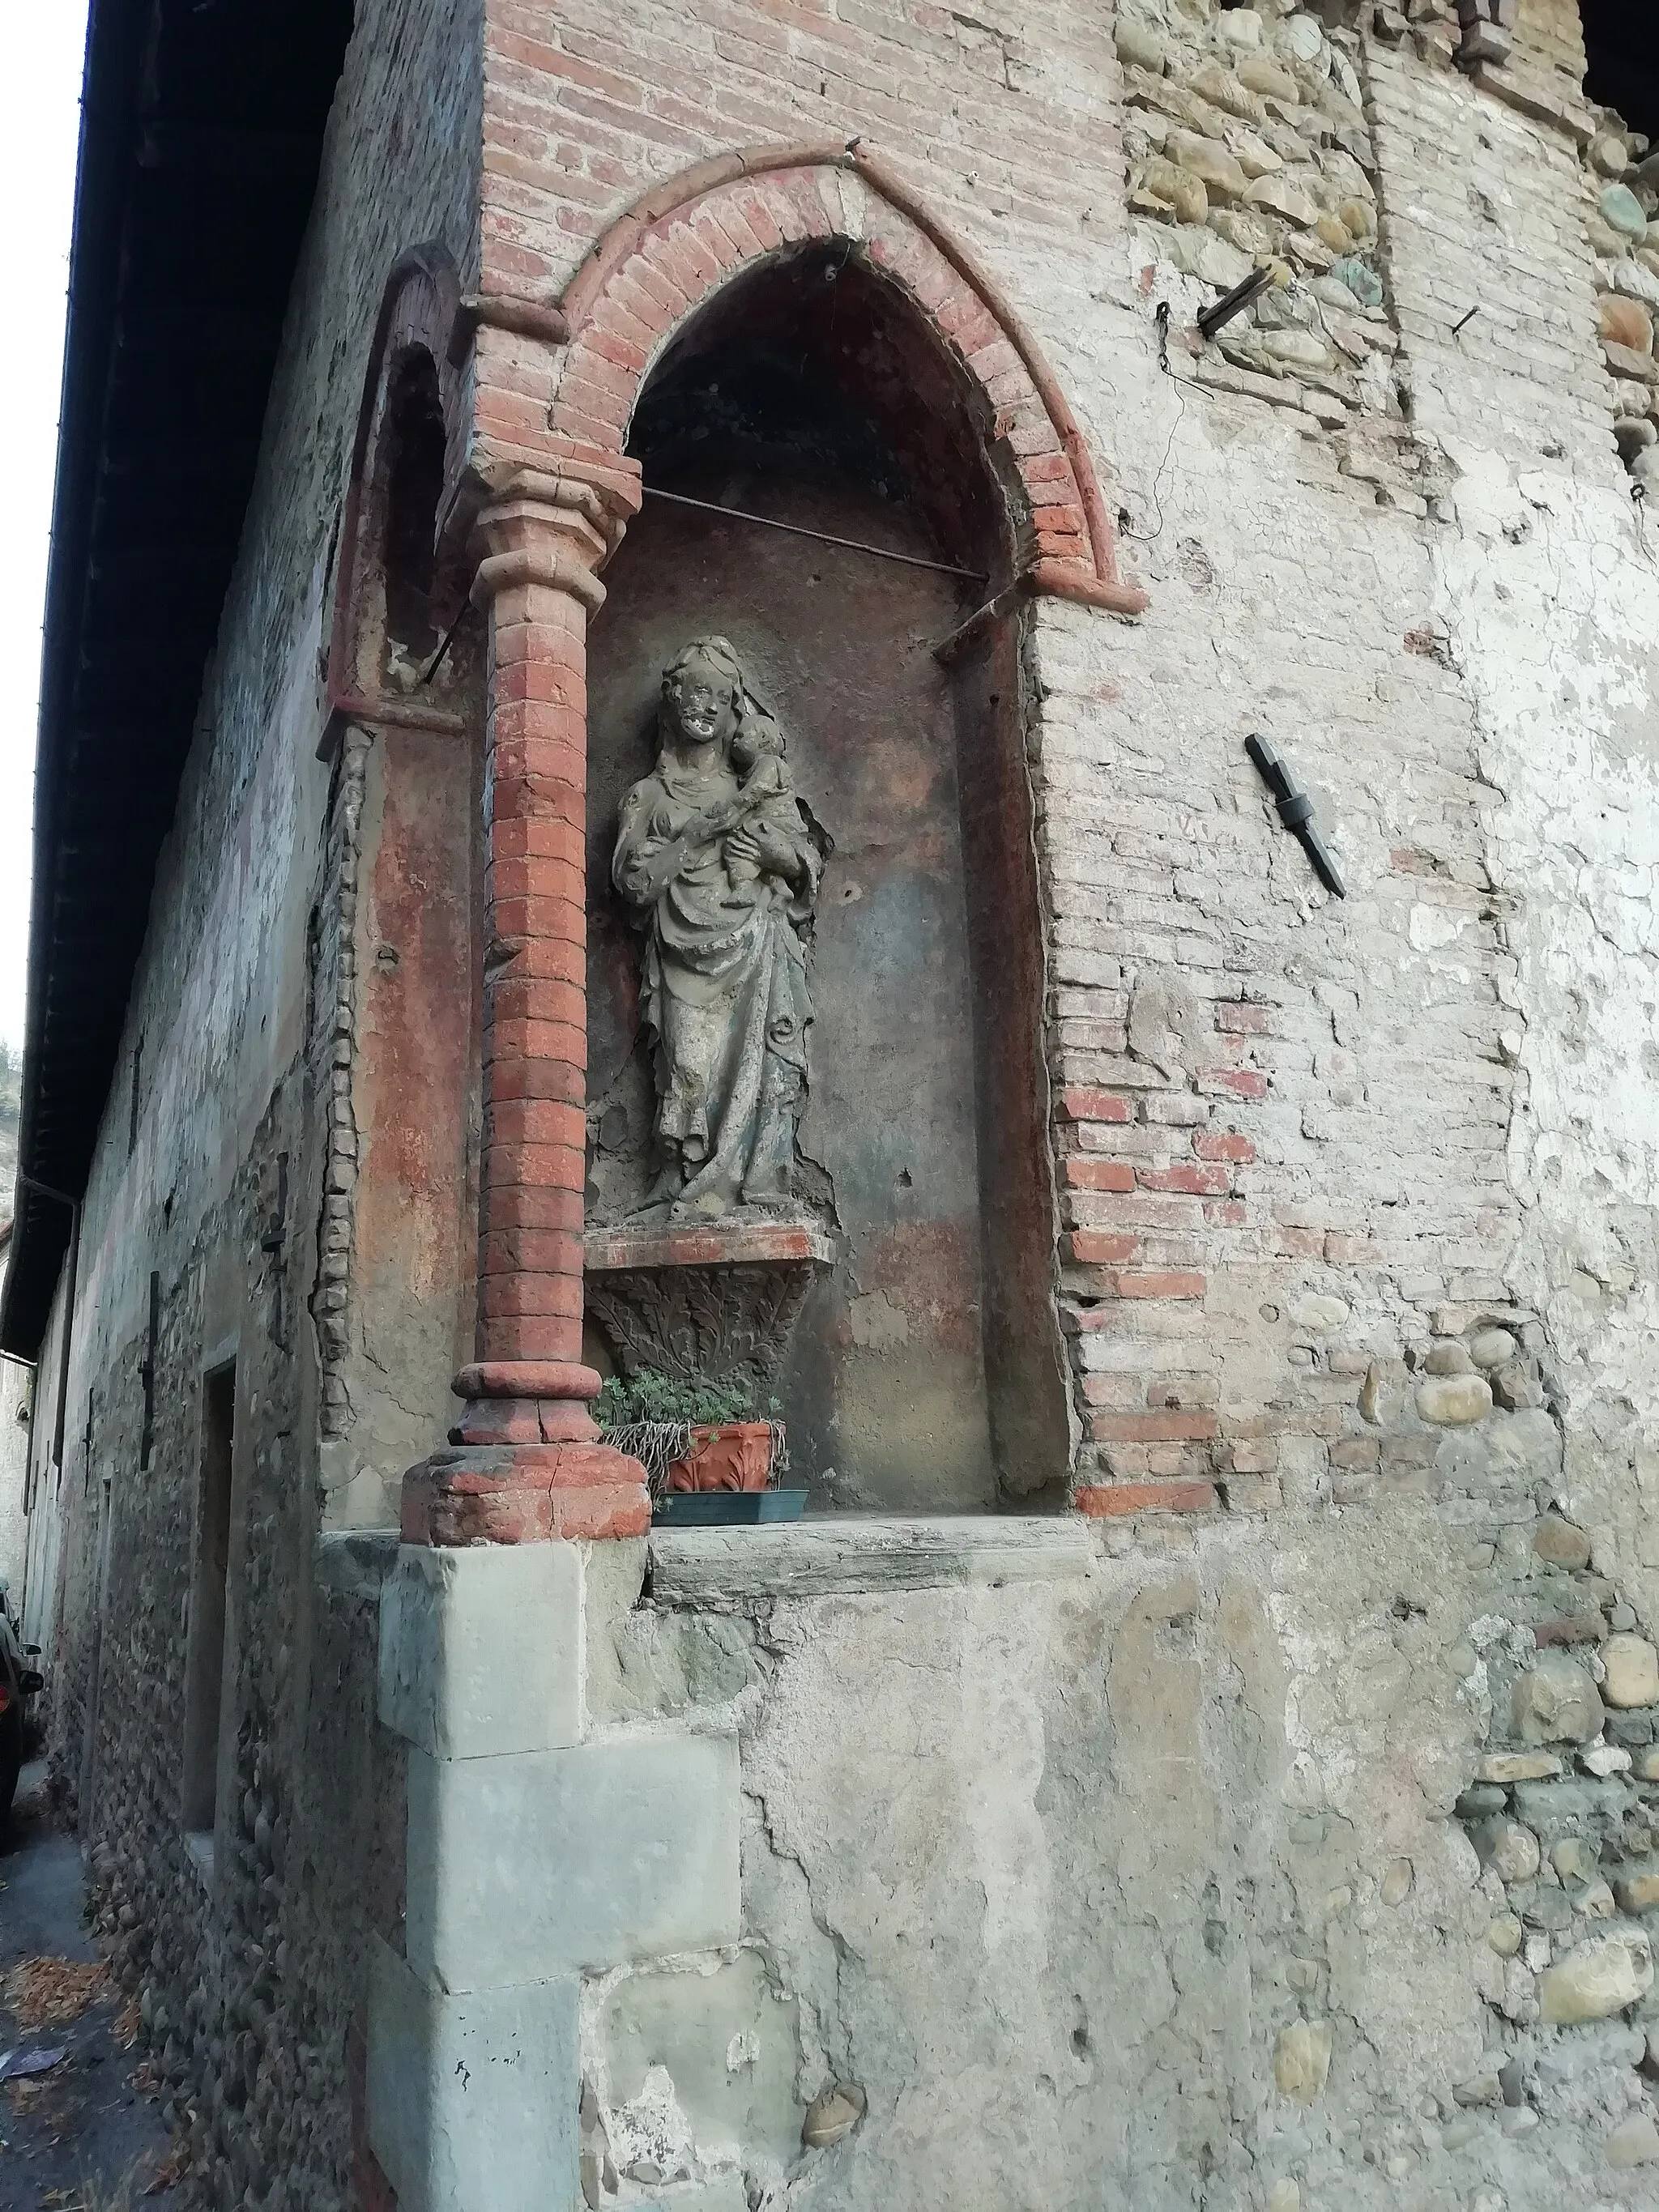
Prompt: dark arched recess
<box><xmin>582</xmin><ymin>245</ymin><xmax>1072</xmax><ymax>1509</ymax></box>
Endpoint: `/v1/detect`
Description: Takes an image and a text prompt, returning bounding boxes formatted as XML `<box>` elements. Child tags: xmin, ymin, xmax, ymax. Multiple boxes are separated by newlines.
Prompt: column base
<box><xmin>450</xmin><ymin>1361</ymin><xmax>605</xmax><ymax>1446</ymax></box>
<box><xmin>401</xmin><ymin>1443</ymin><xmax>649</xmax><ymax>1546</ymax></box>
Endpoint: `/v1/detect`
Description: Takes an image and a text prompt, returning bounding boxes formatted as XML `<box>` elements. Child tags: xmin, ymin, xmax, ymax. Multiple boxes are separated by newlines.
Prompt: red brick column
<box><xmin>401</xmin><ymin>462</ymin><xmax>649</xmax><ymax>1546</ymax></box>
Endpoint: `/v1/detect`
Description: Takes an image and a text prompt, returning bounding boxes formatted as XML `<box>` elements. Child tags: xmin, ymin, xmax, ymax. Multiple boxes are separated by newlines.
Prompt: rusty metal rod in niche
<box><xmin>640</xmin><ymin>485</ymin><xmax>988</xmax><ymax>582</ymax></box>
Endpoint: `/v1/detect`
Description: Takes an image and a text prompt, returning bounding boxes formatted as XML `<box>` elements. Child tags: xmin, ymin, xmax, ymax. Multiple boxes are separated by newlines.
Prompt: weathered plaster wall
<box><xmin>455</xmin><ymin>1</ymin><xmax>1659</xmax><ymax>2203</ymax></box>
<box><xmin>329</xmin><ymin>720</ymin><xmax>482</xmax><ymax>1523</ymax></box>
<box><xmin>1363</xmin><ymin>11</ymin><xmax>1659</xmax><ymax>1621</ymax></box>
<box><xmin>572</xmin><ymin>1500</ymin><xmax>1659</xmax><ymax>2211</ymax></box>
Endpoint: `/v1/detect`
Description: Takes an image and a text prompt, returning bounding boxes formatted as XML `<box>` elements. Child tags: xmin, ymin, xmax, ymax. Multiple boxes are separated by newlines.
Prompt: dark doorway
<box><xmin>182</xmin><ymin>1362</ymin><xmax>236</xmax><ymax>1840</ymax></box>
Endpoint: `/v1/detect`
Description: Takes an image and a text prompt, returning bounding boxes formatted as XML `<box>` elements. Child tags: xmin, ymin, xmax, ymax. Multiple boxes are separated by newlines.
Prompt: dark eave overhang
<box><xmin>1582</xmin><ymin>0</ymin><xmax>1659</xmax><ymax>142</ymax></box>
<box><xmin>2</xmin><ymin>0</ymin><xmax>353</xmax><ymax>1357</ymax></box>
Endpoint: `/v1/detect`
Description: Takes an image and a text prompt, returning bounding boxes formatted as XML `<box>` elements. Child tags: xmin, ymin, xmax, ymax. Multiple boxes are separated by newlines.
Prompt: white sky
<box><xmin>0</xmin><ymin>8</ymin><xmax>91</xmax><ymax>1054</ymax></box>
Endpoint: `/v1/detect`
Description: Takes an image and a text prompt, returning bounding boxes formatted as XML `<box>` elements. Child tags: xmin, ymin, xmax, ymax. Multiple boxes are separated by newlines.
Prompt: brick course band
<box><xmin>1074</xmin><ymin>1481</ymin><xmax>1220</xmax><ymax>1519</ymax></box>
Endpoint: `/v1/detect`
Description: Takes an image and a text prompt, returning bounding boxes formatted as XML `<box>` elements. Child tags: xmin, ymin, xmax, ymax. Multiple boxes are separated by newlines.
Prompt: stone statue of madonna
<box><xmin>612</xmin><ymin>637</ymin><xmax>822</xmax><ymax>1219</ymax></box>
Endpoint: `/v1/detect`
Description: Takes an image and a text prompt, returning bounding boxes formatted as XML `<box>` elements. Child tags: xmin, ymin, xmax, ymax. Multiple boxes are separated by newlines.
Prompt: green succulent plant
<box><xmin>594</xmin><ymin>1370</ymin><xmax>787</xmax><ymax>1500</ymax></box>
<box><xmin>594</xmin><ymin>1368</ymin><xmax>780</xmax><ymax>1431</ymax></box>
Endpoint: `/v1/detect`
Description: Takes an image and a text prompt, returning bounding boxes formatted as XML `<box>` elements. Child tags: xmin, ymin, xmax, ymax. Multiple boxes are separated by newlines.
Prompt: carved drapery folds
<box><xmin>611</xmin><ymin>636</ymin><xmax>824</xmax><ymax>1225</ymax></box>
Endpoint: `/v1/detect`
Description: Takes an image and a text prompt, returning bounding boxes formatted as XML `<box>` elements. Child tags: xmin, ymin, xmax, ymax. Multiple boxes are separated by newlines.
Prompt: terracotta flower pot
<box><xmin>667</xmin><ymin>1421</ymin><xmax>774</xmax><ymax>1494</ymax></box>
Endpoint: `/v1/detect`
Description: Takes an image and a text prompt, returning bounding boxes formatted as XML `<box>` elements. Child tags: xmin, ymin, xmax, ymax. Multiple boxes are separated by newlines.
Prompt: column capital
<box><xmin>471</xmin><ymin>463</ymin><xmax>643</xmax><ymax>612</ymax></box>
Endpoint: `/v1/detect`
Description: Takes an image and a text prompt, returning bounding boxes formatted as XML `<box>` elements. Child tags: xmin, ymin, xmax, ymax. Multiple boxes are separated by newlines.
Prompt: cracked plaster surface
<box><xmin>585</xmin><ymin>1507</ymin><xmax>1651</xmax><ymax>2210</ymax></box>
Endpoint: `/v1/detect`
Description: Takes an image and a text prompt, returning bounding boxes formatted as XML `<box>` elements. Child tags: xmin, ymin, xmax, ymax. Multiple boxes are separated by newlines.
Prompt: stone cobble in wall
<box><xmin>1120</xmin><ymin>0</ymin><xmax>1397</xmax><ymax>416</ymax></box>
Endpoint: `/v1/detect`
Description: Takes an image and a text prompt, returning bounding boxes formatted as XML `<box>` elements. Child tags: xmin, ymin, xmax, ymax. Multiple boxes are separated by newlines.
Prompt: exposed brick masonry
<box><xmin>406</xmin><ymin>462</ymin><xmax>653</xmax><ymax>1545</ymax></box>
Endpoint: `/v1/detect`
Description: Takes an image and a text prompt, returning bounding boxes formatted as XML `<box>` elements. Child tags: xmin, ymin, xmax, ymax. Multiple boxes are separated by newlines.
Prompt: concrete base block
<box><xmin>367</xmin><ymin>1938</ymin><xmax>581</xmax><ymax>2212</ymax></box>
<box><xmin>601</xmin><ymin>1953</ymin><xmax>804</xmax><ymax>2168</ymax></box>
<box><xmin>636</xmin><ymin>2180</ymin><xmax>749</xmax><ymax>2212</ymax></box>
<box><xmin>406</xmin><ymin>1733</ymin><xmax>741</xmax><ymax>1989</ymax></box>
<box><xmin>379</xmin><ymin>1541</ymin><xmax>581</xmax><ymax>1758</ymax></box>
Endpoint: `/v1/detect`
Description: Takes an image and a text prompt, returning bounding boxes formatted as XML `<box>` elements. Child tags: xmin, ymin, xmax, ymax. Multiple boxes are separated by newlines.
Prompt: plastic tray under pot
<box><xmin>652</xmin><ymin>1490</ymin><xmax>808</xmax><ymax>1528</ymax></box>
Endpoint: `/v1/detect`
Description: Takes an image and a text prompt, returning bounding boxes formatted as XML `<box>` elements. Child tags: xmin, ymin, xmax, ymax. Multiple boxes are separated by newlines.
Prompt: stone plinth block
<box><xmin>405</xmin><ymin>1733</ymin><xmax>741</xmax><ymax>1992</ymax></box>
<box><xmin>367</xmin><ymin>1937</ymin><xmax>579</xmax><ymax>2212</ymax></box>
<box><xmin>650</xmin><ymin>1514</ymin><xmax>1091</xmax><ymax>1604</ymax></box>
<box><xmin>379</xmin><ymin>1543</ymin><xmax>581</xmax><ymax>1760</ymax></box>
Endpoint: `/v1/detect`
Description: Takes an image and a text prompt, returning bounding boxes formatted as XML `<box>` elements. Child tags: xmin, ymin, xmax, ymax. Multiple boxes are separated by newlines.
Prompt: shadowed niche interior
<box><xmin>381</xmin><ymin>347</ymin><xmax>447</xmax><ymax>659</ymax></box>
<box><xmin>582</xmin><ymin>244</ymin><xmax>1073</xmax><ymax>1512</ymax></box>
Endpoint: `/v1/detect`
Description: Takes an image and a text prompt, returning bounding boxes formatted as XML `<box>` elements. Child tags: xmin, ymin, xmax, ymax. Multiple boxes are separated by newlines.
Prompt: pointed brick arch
<box><xmin>326</xmin><ymin>241</ymin><xmax>473</xmax><ymax>739</ymax></box>
<box><xmin>548</xmin><ymin>143</ymin><xmax>1146</xmax><ymax>616</ymax></box>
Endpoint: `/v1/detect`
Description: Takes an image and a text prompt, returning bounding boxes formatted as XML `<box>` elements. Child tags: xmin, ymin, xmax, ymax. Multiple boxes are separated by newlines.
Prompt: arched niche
<box><xmin>313</xmin><ymin>243</ymin><xmax>485</xmax><ymax>1521</ymax></box>
<box><xmin>582</xmin><ymin>237</ymin><xmax>1073</xmax><ymax>1509</ymax></box>
<box><xmin>326</xmin><ymin>241</ymin><xmax>477</xmax><ymax>718</ymax></box>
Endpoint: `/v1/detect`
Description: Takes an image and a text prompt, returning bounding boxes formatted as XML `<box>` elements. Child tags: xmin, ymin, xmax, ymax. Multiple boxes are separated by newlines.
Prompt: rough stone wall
<box><xmin>465</xmin><ymin>0</ymin><xmax>1659</xmax><ymax>2202</ymax></box>
<box><xmin>1121</xmin><ymin>1</ymin><xmax>1397</xmax><ymax>421</ymax></box>
<box><xmin>34</xmin><ymin>2</ymin><xmax>480</xmax><ymax>2206</ymax></box>
<box><xmin>1580</xmin><ymin>109</ymin><xmax>1659</xmax><ymax>488</ymax></box>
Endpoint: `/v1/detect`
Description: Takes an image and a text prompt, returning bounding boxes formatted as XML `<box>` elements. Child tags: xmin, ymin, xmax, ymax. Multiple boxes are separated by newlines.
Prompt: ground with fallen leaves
<box><xmin>0</xmin><ymin>1770</ymin><xmax>184</xmax><ymax>2211</ymax></box>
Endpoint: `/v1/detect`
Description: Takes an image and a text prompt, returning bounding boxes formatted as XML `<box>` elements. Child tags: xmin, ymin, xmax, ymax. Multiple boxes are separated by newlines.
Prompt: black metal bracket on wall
<box><xmin>1246</xmin><ymin>734</ymin><xmax>1346</xmax><ymax>899</ymax></box>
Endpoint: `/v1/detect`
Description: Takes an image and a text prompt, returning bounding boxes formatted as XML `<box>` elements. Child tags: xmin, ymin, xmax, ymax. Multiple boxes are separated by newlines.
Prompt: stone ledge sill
<box><xmin>649</xmin><ymin>1514</ymin><xmax>1093</xmax><ymax>1604</ymax></box>
<box><xmin>585</xmin><ymin>1220</ymin><xmax>837</xmax><ymax>1271</ymax></box>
